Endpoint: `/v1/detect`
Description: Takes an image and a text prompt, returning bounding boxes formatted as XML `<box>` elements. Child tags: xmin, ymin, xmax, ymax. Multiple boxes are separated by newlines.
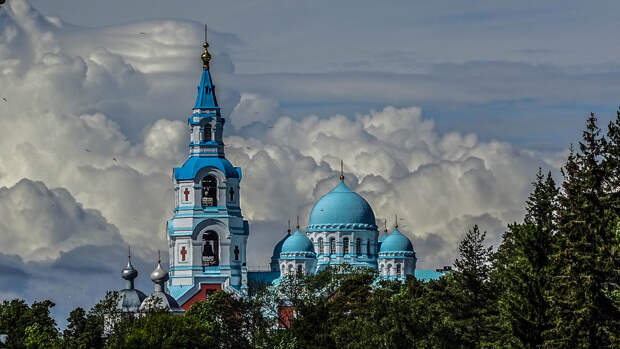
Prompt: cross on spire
<box><xmin>394</xmin><ymin>214</ymin><xmax>398</xmax><ymax>229</ymax></box>
<box><xmin>287</xmin><ymin>219</ymin><xmax>291</xmax><ymax>234</ymax></box>
<box><xmin>296</xmin><ymin>216</ymin><xmax>300</xmax><ymax>229</ymax></box>
<box><xmin>201</xmin><ymin>24</ymin><xmax>211</xmax><ymax>70</ymax></box>
<box><xmin>339</xmin><ymin>160</ymin><xmax>344</xmax><ymax>181</ymax></box>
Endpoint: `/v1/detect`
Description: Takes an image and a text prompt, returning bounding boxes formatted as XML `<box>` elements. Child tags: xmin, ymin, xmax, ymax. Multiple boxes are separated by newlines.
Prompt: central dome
<box><xmin>307</xmin><ymin>181</ymin><xmax>376</xmax><ymax>232</ymax></box>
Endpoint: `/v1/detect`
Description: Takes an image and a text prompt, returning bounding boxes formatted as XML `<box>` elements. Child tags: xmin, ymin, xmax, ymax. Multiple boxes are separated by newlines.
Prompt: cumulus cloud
<box><xmin>0</xmin><ymin>179</ymin><xmax>123</xmax><ymax>261</ymax></box>
<box><xmin>0</xmin><ymin>0</ymin><xmax>570</xmax><ymax>319</ymax></box>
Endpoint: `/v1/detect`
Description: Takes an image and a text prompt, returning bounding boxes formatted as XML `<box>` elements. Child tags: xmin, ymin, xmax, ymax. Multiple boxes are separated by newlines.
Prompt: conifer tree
<box><xmin>449</xmin><ymin>225</ymin><xmax>495</xmax><ymax>348</ymax></box>
<box><xmin>493</xmin><ymin>169</ymin><xmax>557</xmax><ymax>348</ymax></box>
<box><xmin>546</xmin><ymin>113</ymin><xmax>620</xmax><ymax>348</ymax></box>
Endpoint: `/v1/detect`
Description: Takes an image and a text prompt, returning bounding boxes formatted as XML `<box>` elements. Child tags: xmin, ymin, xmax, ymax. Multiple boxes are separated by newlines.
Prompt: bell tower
<box><xmin>167</xmin><ymin>27</ymin><xmax>249</xmax><ymax>309</ymax></box>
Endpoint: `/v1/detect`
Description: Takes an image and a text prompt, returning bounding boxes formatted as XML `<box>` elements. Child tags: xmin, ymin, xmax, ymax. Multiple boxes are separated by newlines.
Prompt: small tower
<box><xmin>377</xmin><ymin>218</ymin><xmax>417</xmax><ymax>280</ymax></box>
<box><xmin>140</xmin><ymin>256</ymin><xmax>183</xmax><ymax>314</ymax></box>
<box><xmin>167</xmin><ymin>26</ymin><xmax>249</xmax><ymax>309</ymax></box>
<box><xmin>116</xmin><ymin>249</ymin><xmax>146</xmax><ymax>313</ymax></box>
<box><xmin>279</xmin><ymin>219</ymin><xmax>317</xmax><ymax>277</ymax></box>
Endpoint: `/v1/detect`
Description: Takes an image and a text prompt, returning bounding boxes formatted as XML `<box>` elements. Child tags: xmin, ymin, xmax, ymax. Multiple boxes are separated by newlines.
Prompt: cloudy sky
<box><xmin>1</xmin><ymin>0</ymin><xmax>619</xmax><ymax>325</ymax></box>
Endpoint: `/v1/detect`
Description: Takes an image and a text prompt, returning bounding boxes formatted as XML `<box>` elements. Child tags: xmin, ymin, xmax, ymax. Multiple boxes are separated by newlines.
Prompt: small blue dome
<box><xmin>281</xmin><ymin>229</ymin><xmax>314</xmax><ymax>254</ymax></box>
<box><xmin>307</xmin><ymin>181</ymin><xmax>376</xmax><ymax>231</ymax></box>
<box><xmin>379</xmin><ymin>228</ymin><xmax>414</xmax><ymax>253</ymax></box>
<box><xmin>272</xmin><ymin>232</ymin><xmax>290</xmax><ymax>259</ymax></box>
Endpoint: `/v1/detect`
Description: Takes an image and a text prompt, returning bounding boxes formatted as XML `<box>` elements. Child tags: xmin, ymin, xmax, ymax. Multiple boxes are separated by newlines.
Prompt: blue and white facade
<box><xmin>167</xmin><ymin>41</ymin><xmax>249</xmax><ymax>307</ymax></box>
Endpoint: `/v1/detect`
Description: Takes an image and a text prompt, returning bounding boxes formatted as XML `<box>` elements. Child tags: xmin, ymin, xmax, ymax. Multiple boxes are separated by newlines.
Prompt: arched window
<box><xmin>229</xmin><ymin>187</ymin><xmax>235</xmax><ymax>202</ymax></box>
<box><xmin>330</xmin><ymin>238</ymin><xmax>336</xmax><ymax>255</ymax></box>
<box><xmin>396</xmin><ymin>264</ymin><xmax>402</xmax><ymax>277</ymax></box>
<box><xmin>202</xmin><ymin>231</ymin><xmax>219</xmax><ymax>266</ymax></box>
<box><xmin>201</xmin><ymin>175</ymin><xmax>217</xmax><ymax>207</ymax></box>
<box><xmin>297</xmin><ymin>265</ymin><xmax>303</xmax><ymax>275</ymax></box>
<box><xmin>356</xmin><ymin>238</ymin><xmax>361</xmax><ymax>255</ymax></box>
<box><xmin>387</xmin><ymin>264</ymin><xmax>392</xmax><ymax>276</ymax></box>
<box><xmin>288</xmin><ymin>264</ymin><xmax>294</xmax><ymax>275</ymax></box>
<box><xmin>366</xmin><ymin>240</ymin><xmax>371</xmax><ymax>255</ymax></box>
<box><xmin>202</xmin><ymin>123</ymin><xmax>211</xmax><ymax>142</ymax></box>
<box><xmin>317</xmin><ymin>238</ymin><xmax>324</xmax><ymax>255</ymax></box>
<box><xmin>343</xmin><ymin>238</ymin><xmax>349</xmax><ymax>255</ymax></box>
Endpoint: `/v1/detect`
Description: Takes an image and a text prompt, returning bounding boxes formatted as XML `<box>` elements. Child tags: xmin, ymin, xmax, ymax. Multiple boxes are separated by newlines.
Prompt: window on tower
<box><xmin>343</xmin><ymin>238</ymin><xmax>349</xmax><ymax>255</ymax></box>
<box><xmin>330</xmin><ymin>238</ymin><xmax>336</xmax><ymax>255</ymax></box>
<box><xmin>203</xmin><ymin>123</ymin><xmax>211</xmax><ymax>142</ymax></box>
<box><xmin>317</xmin><ymin>238</ymin><xmax>323</xmax><ymax>255</ymax></box>
<box><xmin>356</xmin><ymin>238</ymin><xmax>361</xmax><ymax>255</ymax></box>
<box><xmin>201</xmin><ymin>175</ymin><xmax>217</xmax><ymax>207</ymax></box>
<box><xmin>297</xmin><ymin>265</ymin><xmax>303</xmax><ymax>275</ymax></box>
<box><xmin>202</xmin><ymin>231</ymin><xmax>219</xmax><ymax>266</ymax></box>
<box><xmin>366</xmin><ymin>240</ymin><xmax>371</xmax><ymax>255</ymax></box>
<box><xmin>396</xmin><ymin>264</ymin><xmax>402</xmax><ymax>277</ymax></box>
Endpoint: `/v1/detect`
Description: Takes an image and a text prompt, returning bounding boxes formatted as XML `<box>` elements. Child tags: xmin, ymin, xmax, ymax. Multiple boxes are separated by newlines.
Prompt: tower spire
<box><xmin>339</xmin><ymin>160</ymin><xmax>344</xmax><ymax>181</ymax></box>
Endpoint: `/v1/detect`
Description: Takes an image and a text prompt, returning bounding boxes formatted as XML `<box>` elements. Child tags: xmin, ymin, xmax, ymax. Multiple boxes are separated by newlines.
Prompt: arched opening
<box><xmin>202</xmin><ymin>123</ymin><xmax>212</xmax><ymax>142</ymax></box>
<box><xmin>387</xmin><ymin>264</ymin><xmax>392</xmax><ymax>276</ymax></box>
<box><xmin>366</xmin><ymin>240</ymin><xmax>371</xmax><ymax>255</ymax></box>
<box><xmin>356</xmin><ymin>238</ymin><xmax>361</xmax><ymax>255</ymax></box>
<box><xmin>297</xmin><ymin>265</ymin><xmax>303</xmax><ymax>276</ymax></box>
<box><xmin>201</xmin><ymin>175</ymin><xmax>217</xmax><ymax>207</ymax></box>
<box><xmin>202</xmin><ymin>231</ymin><xmax>219</xmax><ymax>266</ymax></box>
<box><xmin>229</xmin><ymin>187</ymin><xmax>235</xmax><ymax>202</ymax></box>
<box><xmin>329</xmin><ymin>238</ymin><xmax>336</xmax><ymax>255</ymax></box>
<box><xmin>317</xmin><ymin>238</ymin><xmax>323</xmax><ymax>255</ymax></box>
<box><xmin>396</xmin><ymin>264</ymin><xmax>402</xmax><ymax>277</ymax></box>
<box><xmin>343</xmin><ymin>237</ymin><xmax>349</xmax><ymax>255</ymax></box>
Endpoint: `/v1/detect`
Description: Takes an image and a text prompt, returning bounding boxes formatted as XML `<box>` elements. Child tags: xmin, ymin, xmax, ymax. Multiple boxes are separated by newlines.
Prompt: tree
<box><xmin>448</xmin><ymin>225</ymin><xmax>496</xmax><ymax>348</ymax></box>
<box><xmin>546</xmin><ymin>113</ymin><xmax>620</xmax><ymax>348</ymax></box>
<box><xmin>493</xmin><ymin>169</ymin><xmax>558</xmax><ymax>348</ymax></box>
<box><xmin>0</xmin><ymin>299</ymin><xmax>59</xmax><ymax>349</ymax></box>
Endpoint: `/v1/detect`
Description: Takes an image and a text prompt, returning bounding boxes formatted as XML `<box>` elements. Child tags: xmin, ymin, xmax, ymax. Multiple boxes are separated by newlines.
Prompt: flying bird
<box><xmin>1</xmin><ymin>97</ymin><xmax>7</xmax><ymax>102</ymax></box>
<box><xmin>113</xmin><ymin>157</ymin><xmax>117</xmax><ymax>161</ymax></box>
<box><xmin>139</xmin><ymin>32</ymin><xmax>146</xmax><ymax>35</ymax></box>
<box><xmin>85</xmin><ymin>149</ymin><xmax>91</xmax><ymax>152</ymax></box>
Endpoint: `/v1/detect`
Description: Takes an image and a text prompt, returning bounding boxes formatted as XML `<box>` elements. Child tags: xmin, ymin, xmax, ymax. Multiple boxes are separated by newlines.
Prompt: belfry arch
<box><xmin>201</xmin><ymin>175</ymin><xmax>218</xmax><ymax>207</ymax></box>
<box><xmin>202</xmin><ymin>230</ymin><xmax>219</xmax><ymax>266</ymax></box>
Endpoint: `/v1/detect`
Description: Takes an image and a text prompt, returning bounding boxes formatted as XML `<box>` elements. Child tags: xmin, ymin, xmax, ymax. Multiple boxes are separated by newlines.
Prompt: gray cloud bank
<box><xmin>1</xmin><ymin>0</ymin><xmax>611</xmax><ymax>323</ymax></box>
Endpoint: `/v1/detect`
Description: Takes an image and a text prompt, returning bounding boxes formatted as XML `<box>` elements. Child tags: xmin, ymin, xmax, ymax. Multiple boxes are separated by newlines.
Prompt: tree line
<box><xmin>1</xmin><ymin>110</ymin><xmax>618</xmax><ymax>348</ymax></box>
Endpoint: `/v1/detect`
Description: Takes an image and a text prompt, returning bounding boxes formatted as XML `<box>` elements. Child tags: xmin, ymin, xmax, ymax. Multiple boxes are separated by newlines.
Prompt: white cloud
<box><xmin>0</xmin><ymin>0</ymin><xmax>569</xmax><ymax>315</ymax></box>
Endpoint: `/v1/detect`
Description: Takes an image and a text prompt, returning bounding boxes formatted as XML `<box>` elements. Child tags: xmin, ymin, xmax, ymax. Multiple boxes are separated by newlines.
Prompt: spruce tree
<box><xmin>449</xmin><ymin>225</ymin><xmax>495</xmax><ymax>348</ymax></box>
<box><xmin>546</xmin><ymin>113</ymin><xmax>620</xmax><ymax>348</ymax></box>
<box><xmin>493</xmin><ymin>169</ymin><xmax>557</xmax><ymax>348</ymax></box>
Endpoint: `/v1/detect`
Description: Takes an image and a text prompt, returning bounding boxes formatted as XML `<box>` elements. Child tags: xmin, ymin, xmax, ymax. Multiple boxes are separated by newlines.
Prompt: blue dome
<box><xmin>307</xmin><ymin>181</ymin><xmax>376</xmax><ymax>232</ymax></box>
<box><xmin>272</xmin><ymin>232</ymin><xmax>290</xmax><ymax>260</ymax></box>
<box><xmin>281</xmin><ymin>229</ymin><xmax>315</xmax><ymax>254</ymax></box>
<box><xmin>379</xmin><ymin>228</ymin><xmax>414</xmax><ymax>253</ymax></box>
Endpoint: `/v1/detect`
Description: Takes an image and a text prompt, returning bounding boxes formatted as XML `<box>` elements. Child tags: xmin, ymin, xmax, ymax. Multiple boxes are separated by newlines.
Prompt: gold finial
<box><xmin>339</xmin><ymin>160</ymin><xmax>344</xmax><ymax>181</ymax></box>
<box><xmin>201</xmin><ymin>24</ymin><xmax>211</xmax><ymax>70</ymax></box>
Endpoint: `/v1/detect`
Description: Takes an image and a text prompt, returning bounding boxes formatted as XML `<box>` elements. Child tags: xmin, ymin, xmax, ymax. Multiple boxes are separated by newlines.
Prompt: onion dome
<box><xmin>307</xmin><ymin>181</ymin><xmax>377</xmax><ymax>232</ymax></box>
<box><xmin>140</xmin><ymin>259</ymin><xmax>183</xmax><ymax>314</ymax></box>
<box><xmin>150</xmin><ymin>261</ymin><xmax>169</xmax><ymax>284</ymax></box>
<box><xmin>280</xmin><ymin>229</ymin><xmax>315</xmax><ymax>257</ymax></box>
<box><xmin>117</xmin><ymin>255</ymin><xmax>146</xmax><ymax>313</ymax></box>
<box><xmin>379</xmin><ymin>228</ymin><xmax>414</xmax><ymax>254</ymax></box>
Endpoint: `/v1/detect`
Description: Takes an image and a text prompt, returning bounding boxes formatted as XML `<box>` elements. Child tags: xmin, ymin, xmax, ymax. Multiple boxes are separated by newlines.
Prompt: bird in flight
<box><xmin>1</xmin><ymin>97</ymin><xmax>7</xmax><ymax>102</ymax></box>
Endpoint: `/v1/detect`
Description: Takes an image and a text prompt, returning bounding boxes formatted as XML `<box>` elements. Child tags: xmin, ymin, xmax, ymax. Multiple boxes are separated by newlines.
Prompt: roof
<box><xmin>174</xmin><ymin>156</ymin><xmax>240</xmax><ymax>181</ymax></box>
<box><xmin>415</xmin><ymin>269</ymin><xmax>446</xmax><ymax>282</ymax></box>
<box><xmin>116</xmin><ymin>288</ymin><xmax>147</xmax><ymax>312</ymax></box>
<box><xmin>194</xmin><ymin>69</ymin><xmax>219</xmax><ymax>110</ymax></box>
<box><xmin>248</xmin><ymin>271</ymin><xmax>280</xmax><ymax>285</ymax></box>
<box><xmin>307</xmin><ymin>181</ymin><xmax>376</xmax><ymax>231</ymax></box>
<box><xmin>281</xmin><ymin>229</ymin><xmax>315</xmax><ymax>255</ymax></box>
<box><xmin>379</xmin><ymin>228</ymin><xmax>414</xmax><ymax>253</ymax></box>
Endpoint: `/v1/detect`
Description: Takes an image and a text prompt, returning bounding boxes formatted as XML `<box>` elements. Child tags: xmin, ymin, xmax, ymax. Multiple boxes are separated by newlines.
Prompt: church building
<box><xmin>135</xmin><ymin>36</ymin><xmax>450</xmax><ymax>311</ymax></box>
